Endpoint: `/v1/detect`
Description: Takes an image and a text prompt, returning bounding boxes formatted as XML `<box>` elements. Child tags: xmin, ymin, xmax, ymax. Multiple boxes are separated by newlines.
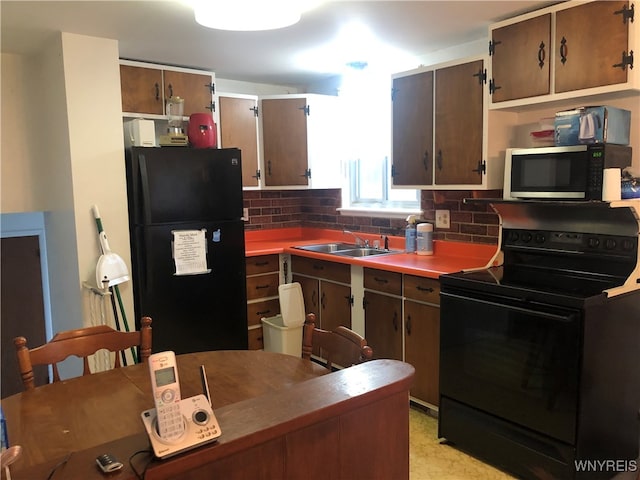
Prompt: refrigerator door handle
<box><xmin>138</xmin><ymin>154</ymin><xmax>153</xmax><ymax>225</ymax></box>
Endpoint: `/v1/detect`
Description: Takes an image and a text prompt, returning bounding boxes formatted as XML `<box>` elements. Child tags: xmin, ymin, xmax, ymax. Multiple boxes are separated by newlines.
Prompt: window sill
<box><xmin>337</xmin><ymin>207</ymin><xmax>423</xmax><ymax>219</ymax></box>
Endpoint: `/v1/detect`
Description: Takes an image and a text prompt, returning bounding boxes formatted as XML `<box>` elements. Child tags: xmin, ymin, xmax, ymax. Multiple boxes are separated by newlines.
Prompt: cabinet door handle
<box><xmin>537</xmin><ymin>42</ymin><xmax>546</xmax><ymax>69</ymax></box>
<box><xmin>253</xmin><ymin>261</ymin><xmax>269</xmax><ymax>267</ymax></box>
<box><xmin>321</xmin><ymin>292</ymin><xmax>326</xmax><ymax>310</ymax></box>
<box><xmin>417</xmin><ymin>285</ymin><xmax>434</xmax><ymax>293</ymax></box>
<box><xmin>392</xmin><ymin>311</ymin><xmax>399</xmax><ymax>332</ymax></box>
<box><xmin>559</xmin><ymin>37</ymin><xmax>568</xmax><ymax>65</ymax></box>
<box><xmin>312</xmin><ymin>291</ymin><xmax>318</xmax><ymax>308</ymax></box>
<box><xmin>154</xmin><ymin>83</ymin><xmax>160</xmax><ymax>101</ymax></box>
<box><xmin>312</xmin><ymin>264</ymin><xmax>324</xmax><ymax>271</ymax></box>
<box><xmin>255</xmin><ymin>284</ymin><xmax>271</xmax><ymax>290</ymax></box>
<box><xmin>406</xmin><ymin>315</ymin><xmax>412</xmax><ymax>335</ymax></box>
<box><xmin>256</xmin><ymin>309</ymin><xmax>272</xmax><ymax>316</ymax></box>
<box><xmin>168</xmin><ymin>84</ymin><xmax>174</xmax><ymax>98</ymax></box>
<box><xmin>267</xmin><ymin>160</ymin><xmax>272</xmax><ymax>176</ymax></box>
<box><xmin>423</xmin><ymin>151</ymin><xmax>429</xmax><ymax>171</ymax></box>
<box><xmin>436</xmin><ymin>150</ymin><xmax>443</xmax><ymax>170</ymax></box>
<box><xmin>613</xmin><ymin>50</ymin><xmax>634</xmax><ymax>71</ymax></box>
<box><xmin>374</xmin><ymin>277</ymin><xmax>388</xmax><ymax>284</ymax></box>
<box><xmin>614</xmin><ymin>3</ymin><xmax>635</xmax><ymax>24</ymax></box>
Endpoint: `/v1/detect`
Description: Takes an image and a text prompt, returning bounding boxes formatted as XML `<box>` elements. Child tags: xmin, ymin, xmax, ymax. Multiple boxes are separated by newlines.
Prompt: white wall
<box><xmin>0</xmin><ymin>33</ymin><xmax>134</xmax><ymax>378</ymax></box>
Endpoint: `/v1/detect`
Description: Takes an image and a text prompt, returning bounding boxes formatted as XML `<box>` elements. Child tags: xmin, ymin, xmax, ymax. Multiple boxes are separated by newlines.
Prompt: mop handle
<box><xmin>92</xmin><ymin>205</ymin><xmax>104</xmax><ymax>233</ymax></box>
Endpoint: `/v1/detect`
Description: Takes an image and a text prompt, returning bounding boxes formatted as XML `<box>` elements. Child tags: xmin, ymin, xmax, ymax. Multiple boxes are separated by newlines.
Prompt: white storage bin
<box><xmin>261</xmin><ymin>314</ymin><xmax>303</xmax><ymax>357</ymax></box>
<box><xmin>261</xmin><ymin>282</ymin><xmax>306</xmax><ymax>357</ymax></box>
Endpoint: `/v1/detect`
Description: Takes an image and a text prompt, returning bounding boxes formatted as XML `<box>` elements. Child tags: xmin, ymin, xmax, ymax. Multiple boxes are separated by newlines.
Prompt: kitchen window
<box><xmin>337</xmin><ymin>67</ymin><xmax>420</xmax><ymax>218</ymax></box>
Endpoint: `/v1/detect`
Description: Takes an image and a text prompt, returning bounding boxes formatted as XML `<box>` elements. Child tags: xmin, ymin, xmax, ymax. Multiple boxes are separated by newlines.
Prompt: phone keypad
<box><xmin>157</xmin><ymin>402</ymin><xmax>184</xmax><ymax>439</ymax></box>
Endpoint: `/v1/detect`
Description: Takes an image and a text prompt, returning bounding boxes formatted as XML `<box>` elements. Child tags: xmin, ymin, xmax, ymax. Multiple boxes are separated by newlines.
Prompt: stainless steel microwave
<box><xmin>503</xmin><ymin>144</ymin><xmax>632</xmax><ymax>200</ymax></box>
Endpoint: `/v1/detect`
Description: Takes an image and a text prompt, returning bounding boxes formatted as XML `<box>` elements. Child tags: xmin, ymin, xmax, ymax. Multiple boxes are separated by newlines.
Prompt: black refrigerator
<box><xmin>125</xmin><ymin>146</ymin><xmax>248</xmax><ymax>354</ymax></box>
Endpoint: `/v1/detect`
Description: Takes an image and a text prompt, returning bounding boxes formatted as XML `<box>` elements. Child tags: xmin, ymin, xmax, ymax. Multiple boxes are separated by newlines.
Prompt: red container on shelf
<box><xmin>188</xmin><ymin>113</ymin><xmax>217</xmax><ymax>148</ymax></box>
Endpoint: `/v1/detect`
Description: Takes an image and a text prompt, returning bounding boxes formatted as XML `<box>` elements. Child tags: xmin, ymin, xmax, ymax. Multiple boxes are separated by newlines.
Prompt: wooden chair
<box><xmin>302</xmin><ymin>313</ymin><xmax>373</xmax><ymax>370</ymax></box>
<box><xmin>13</xmin><ymin>316</ymin><xmax>152</xmax><ymax>390</ymax></box>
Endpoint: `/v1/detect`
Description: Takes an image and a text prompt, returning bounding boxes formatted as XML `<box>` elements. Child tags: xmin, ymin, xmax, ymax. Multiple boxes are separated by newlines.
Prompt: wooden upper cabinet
<box><xmin>219</xmin><ymin>96</ymin><xmax>259</xmax><ymax>187</ymax></box>
<box><xmin>392</xmin><ymin>70</ymin><xmax>434</xmax><ymax>186</ymax></box>
<box><xmin>490</xmin><ymin>14</ymin><xmax>551</xmax><ymax>102</ymax></box>
<box><xmin>261</xmin><ymin>97</ymin><xmax>309</xmax><ymax>187</ymax></box>
<box><xmin>434</xmin><ymin>60</ymin><xmax>484</xmax><ymax>185</ymax></box>
<box><xmin>555</xmin><ymin>1</ymin><xmax>630</xmax><ymax>93</ymax></box>
<box><xmin>163</xmin><ymin>70</ymin><xmax>213</xmax><ymax>116</ymax></box>
<box><xmin>120</xmin><ymin>65</ymin><xmax>163</xmax><ymax>115</ymax></box>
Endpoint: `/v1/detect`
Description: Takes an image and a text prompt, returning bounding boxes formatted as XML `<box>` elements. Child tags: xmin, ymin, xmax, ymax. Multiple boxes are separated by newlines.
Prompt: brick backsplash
<box><xmin>243</xmin><ymin>189</ymin><xmax>500</xmax><ymax>244</ymax></box>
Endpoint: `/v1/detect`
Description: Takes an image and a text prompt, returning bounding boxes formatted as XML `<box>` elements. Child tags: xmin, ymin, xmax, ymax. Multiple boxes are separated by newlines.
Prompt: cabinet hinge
<box><xmin>301</xmin><ymin>168</ymin><xmax>311</xmax><ymax>179</ymax></box>
<box><xmin>363</xmin><ymin>297</ymin><xmax>369</xmax><ymax>309</ymax></box>
<box><xmin>391</xmin><ymin>87</ymin><xmax>398</xmax><ymax>101</ymax></box>
<box><xmin>613</xmin><ymin>50</ymin><xmax>634</xmax><ymax>70</ymax></box>
<box><xmin>472</xmin><ymin>68</ymin><xmax>487</xmax><ymax>85</ymax></box>
<box><xmin>253</xmin><ymin>169</ymin><xmax>261</xmax><ymax>180</ymax></box>
<box><xmin>489</xmin><ymin>78</ymin><xmax>501</xmax><ymax>95</ymax></box>
<box><xmin>205</xmin><ymin>101</ymin><xmax>216</xmax><ymax>112</ymax></box>
<box><xmin>205</xmin><ymin>82</ymin><xmax>215</xmax><ymax>94</ymax></box>
<box><xmin>299</xmin><ymin>105</ymin><xmax>310</xmax><ymax>116</ymax></box>
<box><xmin>391</xmin><ymin>164</ymin><xmax>397</xmax><ymax>178</ymax></box>
<box><xmin>488</xmin><ymin>39</ymin><xmax>502</xmax><ymax>56</ymax></box>
<box><xmin>614</xmin><ymin>3</ymin><xmax>634</xmax><ymax>23</ymax></box>
<box><xmin>472</xmin><ymin>160</ymin><xmax>487</xmax><ymax>176</ymax></box>
<box><xmin>348</xmin><ymin>295</ymin><xmax>354</xmax><ymax>307</ymax></box>
<box><xmin>250</xmin><ymin>106</ymin><xmax>259</xmax><ymax>117</ymax></box>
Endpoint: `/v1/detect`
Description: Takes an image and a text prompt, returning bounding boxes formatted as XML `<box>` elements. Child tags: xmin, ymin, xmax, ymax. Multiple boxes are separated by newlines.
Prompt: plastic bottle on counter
<box><xmin>416</xmin><ymin>222</ymin><xmax>433</xmax><ymax>255</ymax></box>
<box><xmin>405</xmin><ymin>215</ymin><xmax>417</xmax><ymax>253</ymax></box>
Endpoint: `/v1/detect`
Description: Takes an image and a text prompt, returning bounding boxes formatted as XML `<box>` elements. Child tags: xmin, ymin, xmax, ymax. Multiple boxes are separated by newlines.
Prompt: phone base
<box><xmin>141</xmin><ymin>394</ymin><xmax>221</xmax><ymax>459</ymax></box>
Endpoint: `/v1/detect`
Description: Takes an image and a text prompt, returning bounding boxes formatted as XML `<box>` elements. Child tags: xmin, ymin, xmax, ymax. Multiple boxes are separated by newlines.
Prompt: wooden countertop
<box><xmin>245</xmin><ymin>227</ymin><xmax>499</xmax><ymax>279</ymax></box>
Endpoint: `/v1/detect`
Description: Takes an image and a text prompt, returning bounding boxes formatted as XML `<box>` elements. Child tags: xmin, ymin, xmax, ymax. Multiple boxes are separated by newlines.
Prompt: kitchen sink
<box><xmin>294</xmin><ymin>243</ymin><xmax>401</xmax><ymax>257</ymax></box>
<box><xmin>293</xmin><ymin>243</ymin><xmax>356</xmax><ymax>253</ymax></box>
<box><xmin>333</xmin><ymin>248</ymin><xmax>402</xmax><ymax>257</ymax></box>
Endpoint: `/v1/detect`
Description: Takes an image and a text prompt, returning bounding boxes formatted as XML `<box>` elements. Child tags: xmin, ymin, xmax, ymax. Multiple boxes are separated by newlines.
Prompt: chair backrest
<box><xmin>13</xmin><ymin>316</ymin><xmax>152</xmax><ymax>390</ymax></box>
<box><xmin>302</xmin><ymin>313</ymin><xmax>373</xmax><ymax>370</ymax></box>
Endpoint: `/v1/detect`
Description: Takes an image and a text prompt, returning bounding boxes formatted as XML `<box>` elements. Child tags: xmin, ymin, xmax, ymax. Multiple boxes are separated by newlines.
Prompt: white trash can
<box><xmin>260</xmin><ymin>282</ymin><xmax>306</xmax><ymax>357</ymax></box>
<box><xmin>261</xmin><ymin>314</ymin><xmax>304</xmax><ymax>357</ymax></box>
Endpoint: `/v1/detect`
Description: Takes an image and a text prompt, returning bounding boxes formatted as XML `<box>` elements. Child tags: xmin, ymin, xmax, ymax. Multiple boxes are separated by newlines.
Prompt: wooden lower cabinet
<box><xmin>404</xmin><ymin>300</ymin><xmax>440</xmax><ymax>406</ymax></box>
<box><xmin>245</xmin><ymin>254</ymin><xmax>281</xmax><ymax>350</ymax></box>
<box><xmin>363</xmin><ymin>291</ymin><xmax>402</xmax><ymax>361</ymax></box>
<box><xmin>403</xmin><ymin>274</ymin><xmax>441</xmax><ymax>407</ymax></box>
<box><xmin>291</xmin><ymin>256</ymin><xmax>352</xmax><ymax>330</ymax></box>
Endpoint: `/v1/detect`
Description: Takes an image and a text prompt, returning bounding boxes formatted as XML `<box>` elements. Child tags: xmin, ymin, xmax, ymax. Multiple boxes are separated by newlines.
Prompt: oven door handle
<box><xmin>442</xmin><ymin>292</ymin><xmax>578</xmax><ymax>323</ymax></box>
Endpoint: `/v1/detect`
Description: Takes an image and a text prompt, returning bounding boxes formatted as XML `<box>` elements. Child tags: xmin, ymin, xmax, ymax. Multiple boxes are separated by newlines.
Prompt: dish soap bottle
<box><xmin>405</xmin><ymin>215</ymin><xmax>417</xmax><ymax>253</ymax></box>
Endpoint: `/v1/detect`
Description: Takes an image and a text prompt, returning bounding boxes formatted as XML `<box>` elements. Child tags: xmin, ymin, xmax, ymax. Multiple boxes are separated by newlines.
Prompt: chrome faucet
<box><xmin>343</xmin><ymin>229</ymin><xmax>369</xmax><ymax>247</ymax></box>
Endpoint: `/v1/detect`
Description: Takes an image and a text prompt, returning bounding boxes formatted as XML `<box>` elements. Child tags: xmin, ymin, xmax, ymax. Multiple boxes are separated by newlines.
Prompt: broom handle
<box><xmin>114</xmin><ymin>285</ymin><xmax>138</xmax><ymax>364</ymax></box>
<box><xmin>108</xmin><ymin>287</ymin><xmax>127</xmax><ymax>367</ymax></box>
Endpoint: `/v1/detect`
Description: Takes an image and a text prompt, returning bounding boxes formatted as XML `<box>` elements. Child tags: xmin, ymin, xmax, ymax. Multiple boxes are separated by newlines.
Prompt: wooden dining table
<box><xmin>1</xmin><ymin>350</ymin><xmax>328</xmax><ymax>477</ymax></box>
<box><xmin>1</xmin><ymin>350</ymin><xmax>414</xmax><ymax>480</ymax></box>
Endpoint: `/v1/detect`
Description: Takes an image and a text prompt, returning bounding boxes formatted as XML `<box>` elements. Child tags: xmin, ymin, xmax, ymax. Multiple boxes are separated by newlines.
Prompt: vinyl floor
<box><xmin>409</xmin><ymin>406</ymin><xmax>516</xmax><ymax>480</ymax></box>
<box><xmin>409</xmin><ymin>407</ymin><xmax>640</xmax><ymax>480</ymax></box>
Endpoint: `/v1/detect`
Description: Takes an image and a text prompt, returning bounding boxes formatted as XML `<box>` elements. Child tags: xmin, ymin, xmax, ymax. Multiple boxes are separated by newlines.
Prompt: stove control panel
<box><xmin>503</xmin><ymin>229</ymin><xmax>638</xmax><ymax>257</ymax></box>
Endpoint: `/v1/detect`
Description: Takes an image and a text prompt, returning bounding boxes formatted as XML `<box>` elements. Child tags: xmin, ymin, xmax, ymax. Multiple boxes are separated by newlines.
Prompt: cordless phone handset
<box><xmin>148</xmin><ymin>351</ymin><xmax>185</xmax><ymax>441</ymax></box>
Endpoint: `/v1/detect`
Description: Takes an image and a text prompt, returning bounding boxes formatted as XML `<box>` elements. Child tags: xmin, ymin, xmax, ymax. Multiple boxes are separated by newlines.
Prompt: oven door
<box><xmin>440</xmin><ymin>288</ymin><xmax>581</xmax><ymax>444</ymax></box>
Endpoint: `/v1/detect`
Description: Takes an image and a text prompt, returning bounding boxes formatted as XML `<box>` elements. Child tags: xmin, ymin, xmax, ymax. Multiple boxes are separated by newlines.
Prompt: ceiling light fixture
<box><xmin>192</xmin><ymin>1</ymin><xmax>319</xmax><ymax>32</ymax></box>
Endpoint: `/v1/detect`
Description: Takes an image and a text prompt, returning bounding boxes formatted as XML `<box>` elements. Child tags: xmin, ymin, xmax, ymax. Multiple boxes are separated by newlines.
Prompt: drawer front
<box><xmin>404</xmin><ymin>275</ymin><xmax>440</xmax><ymax>305</ymax></box>
<box><xmin>246</xmin><ymin>272</ymin><xmax>279</xmax><ymax>301</ymax></box>
<box><xmin>291</xmin><ymin>256</ymin><xmax>350</xmax><ymax>284</ymax></box>
<box><xmin>246</xmin><ymin>254</ymin><xmax>280</xmax><ymax>275</ymax></box>
<box><xmin>248</xmin><ymin>327</ymin><xmax>264</xmax><ymax>350</ymax></box>
<box><xmin>247</xmin><ymin>298</ymin><xmax>281</xmax><ymax>327</ymax></box>
<box><xmin>364</xmin><ymin>268</ymin><xmax>402</xmax><ymax>296</ymax></box>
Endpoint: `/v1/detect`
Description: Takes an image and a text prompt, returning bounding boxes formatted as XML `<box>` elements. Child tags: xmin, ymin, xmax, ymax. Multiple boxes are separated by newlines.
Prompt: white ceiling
<box><xmin>1</xmin><ymin>1</ymin><xmax>558</xmax><ymax>88</ymax></box>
